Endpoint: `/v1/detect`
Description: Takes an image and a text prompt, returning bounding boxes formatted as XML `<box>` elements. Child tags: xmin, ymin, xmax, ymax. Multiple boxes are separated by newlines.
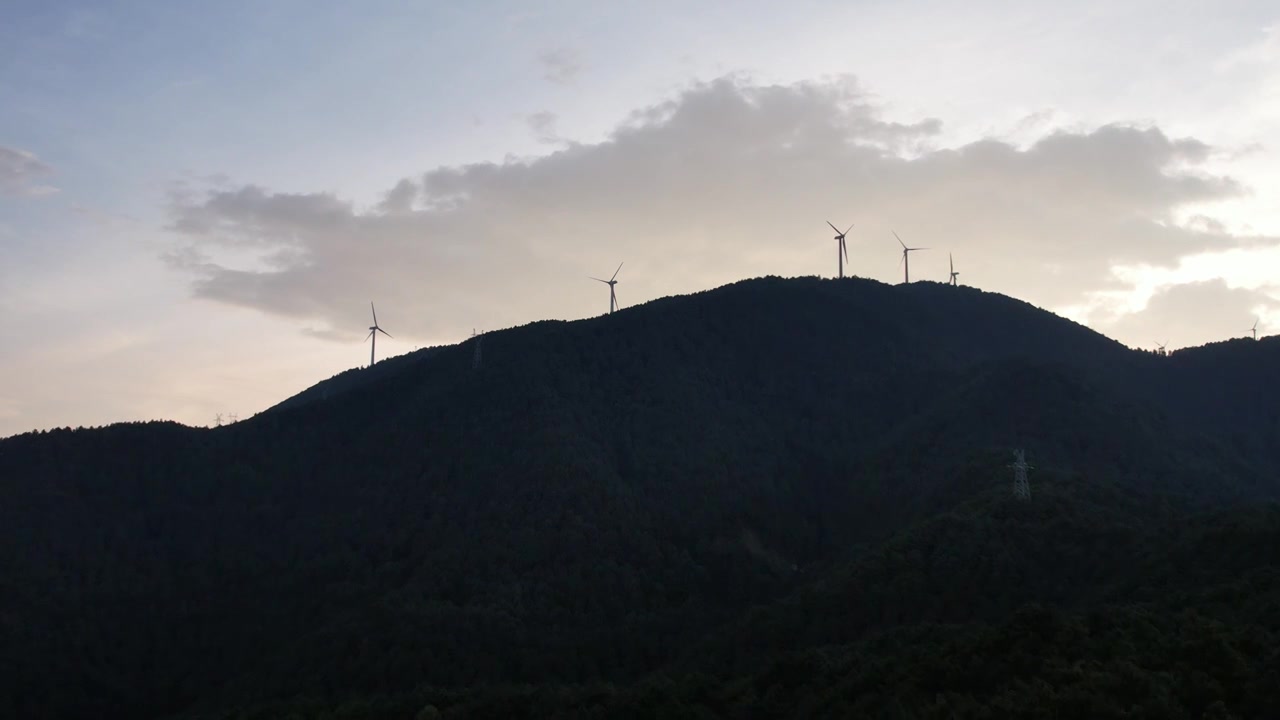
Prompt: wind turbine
<box><xmin>1154</xmin><ymin>341</ymin><xmax>1167</xmax><ymax>356</ymax></box>
<box><xmin>591</xmin><ymin>262</ymin><xmax>623</xmax><ymax>314</ymax></box>
<box><xmin>827</xmin><ymin>221</ymin><xmax>853</xmax><ymax>278</ymax></box>
<box><xmin>366</xmin><ymin>302</ymin><xmax>392</xmax><ymax>367</ymax></box>
<box><xmin>1251</xmin><ymin>318</ymin><xmax>1258</xmax><ymax>341</ymax></box>
<box><xmin>948</xmin><ymin>253</ymin><xmax>959</xmax><ymax>286</ymax></box>
<box><xmin>893</xmin><ymin>231</ymin><xmax>928</xmax><ymax>284</ymax></box>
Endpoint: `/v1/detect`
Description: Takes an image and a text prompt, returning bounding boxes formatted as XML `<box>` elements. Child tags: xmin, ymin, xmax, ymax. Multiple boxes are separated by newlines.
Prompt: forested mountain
<box><xmin>2</xmin><ymin>276</ymin><xmax>1277</xmax><ymax>719</ymax></box>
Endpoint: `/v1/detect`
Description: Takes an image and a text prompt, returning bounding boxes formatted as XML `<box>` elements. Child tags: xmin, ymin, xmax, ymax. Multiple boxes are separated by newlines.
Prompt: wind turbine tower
<box><xmin>591</xmin><ymin>262</ymin><xmax>624</xmax><ymax>314</ymax></box>
<box><xmin>1011</xmin><ymin>449</ymin><xmax>1033</xmax><ymax>500</ymax></box>
<box><xmin>366</xmin><ymin>302</ymin><xmax>393</xmax><ymax>367</ymax></box>
<box><xmin>948</xmin><ymin>253</ymin><xmax>959</xmax><ymax>286</ymax></box>
<box><xmin>1251</xmin><ymin>318</ymin><xmax>1259</xmax><ymax>341</ymax></box>
<box><xmin>893</xmin><ymin>231</ymin><xmax>928</xmax><ymax>284</ymax></box>
<box><xmin>827</xmin><ymin>221</ymin><xmax>853</xmax><ymax>279</ymax></box>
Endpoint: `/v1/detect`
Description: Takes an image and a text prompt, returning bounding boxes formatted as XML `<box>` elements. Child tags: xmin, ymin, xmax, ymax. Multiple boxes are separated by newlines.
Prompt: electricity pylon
<box><xmin>1011</xmin><ymin>449</ymin><xmax>1032</xmax><ymax>500</ymax></box>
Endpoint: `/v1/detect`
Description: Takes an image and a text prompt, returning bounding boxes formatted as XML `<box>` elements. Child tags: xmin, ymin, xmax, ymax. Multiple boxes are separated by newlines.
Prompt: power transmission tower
<box><xmin>214</xmin><ymin>413</ymin><xmax>223</xmax><ymax>427</ymax></box>
<box><xmin>1011</xmin><ymin>449</ymin><xmax>1033</xmax><ymax>500</ymax></box>
<box><xmin>472</xmin><ymin>329</ymin><xmax>483</xmax><ymax>370</ymax></box>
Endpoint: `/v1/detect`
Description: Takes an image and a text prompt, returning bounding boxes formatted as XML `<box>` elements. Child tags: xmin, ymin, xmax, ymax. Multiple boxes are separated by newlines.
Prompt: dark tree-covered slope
<box><xmin>1</xmin><ymin>276</ymin><xmax>1277</xmax><ymax>719</ymax></box>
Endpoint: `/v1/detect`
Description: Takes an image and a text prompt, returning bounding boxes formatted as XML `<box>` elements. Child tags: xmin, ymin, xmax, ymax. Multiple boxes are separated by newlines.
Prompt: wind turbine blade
<box><xmin>842</xmin><ymin>238</ymin><xmax>849</xmax><ymax>263</ymax></box>
<box><xmin>589</xmin><ymin>276</ymin><xmax>608</xmax><ymax>284</ymax></box>
<box><xmin>950</xmin><ymin>253</ymin><xmax>954</xmax><ymax>272</ymax></box>
<box><xmin>611</xmin><ymin>261</ymin><xmax>624</xmax><ymax>282</ymax></box>
<box><xmin>366</xmin><ymin>329</ymin><xmax>375</xmax><ymax>341</ymax></box>
<box><xmin>844</xmin><ymin>223</ymin><xmax>854</xmax><ymax>235</ymax></box>
<box><xmin>378</xmin><ymin>328</ymin><xmax>393</xmax><ymax>339</ymax></box>
<box><xmin>370</xmin><ymin>302</ymin><xmax>377</xmax><ymax>326</ymax></box>
<box><xmin>912</xmin><ymin>247</ymin><xmax>930</xmax><ymax>251</ymax></box>
<box><xmin>827</xmin><ymin>221</ymin><xmax>841</xmax><ymax>234</ymax></box>
<box><xmin>893</xmin><ymin>231</ymin><xmax>906</xmax><ymax>249</ymax></box>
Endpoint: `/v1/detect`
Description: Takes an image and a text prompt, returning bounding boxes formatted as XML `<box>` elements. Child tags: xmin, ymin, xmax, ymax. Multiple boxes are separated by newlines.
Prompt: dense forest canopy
<box><xmin>2</xmin><ymin>276</ymin><xmax>1277</xmax><ymax>719</ymax></box>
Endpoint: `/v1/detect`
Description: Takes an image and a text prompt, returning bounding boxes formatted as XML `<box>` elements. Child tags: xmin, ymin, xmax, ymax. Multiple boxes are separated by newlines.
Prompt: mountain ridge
<box><xmin>2</xmin><ymin>275</ymin><xmax>1278</xmax><ymax>719</ymax></box>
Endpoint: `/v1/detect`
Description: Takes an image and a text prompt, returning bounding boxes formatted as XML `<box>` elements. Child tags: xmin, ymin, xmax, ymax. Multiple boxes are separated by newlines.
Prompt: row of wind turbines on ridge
<box><xmin>829</xmin><ymin>222</ymin><xmax>1261</xmax><ymax>356</ymax></box>
<box><xmin>827</xmin><ymin>221</ymin><xmax>958</xmax><ymax>286</ymax></box>
<box><xmin>1160</xmin><ymin>319</ymin><xmax>1265</xmax><ymax>351</ymax></box>
<box><xmin>1151</xmin><ymin>316</ymin><xmax>1259</xmax><ymax>356</ymax></box>
<box><xmin>359</xmin><ymin>225</ymin><xmax>974</xmax><ymax>365</ymax></box>
<box><xmin>587</xmin><ymin>224</ymin><xmax>956</xmax><ymax>323</ymax></box>
<box><xmin>361</xmin><ymin>223</ymin><xmax>1262</xmax><ymax>366</ymax></box>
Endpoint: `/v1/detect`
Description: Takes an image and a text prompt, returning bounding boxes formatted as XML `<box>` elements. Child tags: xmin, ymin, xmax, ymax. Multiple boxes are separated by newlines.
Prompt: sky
<box><xmin>2</xmin><ymin>0</ymin><xmax>1278</xmax><ymax>437</ymax></box>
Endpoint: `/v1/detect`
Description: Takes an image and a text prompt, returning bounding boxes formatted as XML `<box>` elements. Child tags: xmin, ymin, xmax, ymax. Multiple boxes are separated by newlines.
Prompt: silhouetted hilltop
<box><xmin>1</xmin><ymin>276</ymin><xmax>1278</xmax><ymax>719</ymax></box>
<box><xmin>263</xmin><ymin>344</ymin><xmax>450</xmax><ymax>415</ymax></box>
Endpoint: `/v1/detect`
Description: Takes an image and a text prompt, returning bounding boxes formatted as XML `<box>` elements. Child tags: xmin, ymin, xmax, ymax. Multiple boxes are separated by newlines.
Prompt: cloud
<box><xmin>169</xmin><ymin>185</ymin><xmax>354</xmax><ymax>244</ymax></box>
<box><xmin>537</xmin><ymin>48</ymin><xmax>582</xmax><ymax>84</ymax></box>
<box><xmin>0</xmin><ymin>145</ymin><xmax>58</xmax><ymax>197</ymax></box>
<box><xmin>1183</xmin><ymin>214</ymin><xmax>1228</xmax><ymax>235</ymax></box>
<box><xmin>1096</xmin><ymin>280</ymin><xmax>1279</xmax><ymax>350</ymax></box>
<box><xmin>378</xmin><ymin>179</ymin><xmax>418</xmax><ymax>215</ymax></box>
<box><xmin>165</xmin><ymin>75</ymin><xmax>1274</xmax><ymax>346</ymax></box>
<box><xmin>525</xmin><ymin>111</ymin><xmax>561</xmax><ymax>144</ymax></box>
<box><xmin>1011</xmin><ymin>109</ymin><xmax>1056</xmax><ymax>135</ymax></box>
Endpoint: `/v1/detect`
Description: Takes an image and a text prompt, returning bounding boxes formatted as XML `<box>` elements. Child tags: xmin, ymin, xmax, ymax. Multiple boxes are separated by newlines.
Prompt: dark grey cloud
<box><xmin>0</xmin><ymin>145</ymin><xmax>58</xmax><ymax>196</ymax></box>
<box><xmin>1098</xmin><ymin>280</ymin><xmax>1278</xmax><ymax>350</ymax></box>
<box><xmin>166</xmin><ymin>76</ymin><xmax>1272</xmax><ymax>344</ymax></box>
<box><xmin>537</xmin><ymin>48</ymin><xmax>582</xmax><ymax>84</ymax></box>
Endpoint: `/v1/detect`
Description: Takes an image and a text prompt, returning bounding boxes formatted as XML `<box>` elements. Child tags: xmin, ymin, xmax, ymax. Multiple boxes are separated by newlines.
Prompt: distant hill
<box><xmin>1</xmin><ymin>276</ymin><xmax>1278</xmax><ymax>719</ymax></box>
